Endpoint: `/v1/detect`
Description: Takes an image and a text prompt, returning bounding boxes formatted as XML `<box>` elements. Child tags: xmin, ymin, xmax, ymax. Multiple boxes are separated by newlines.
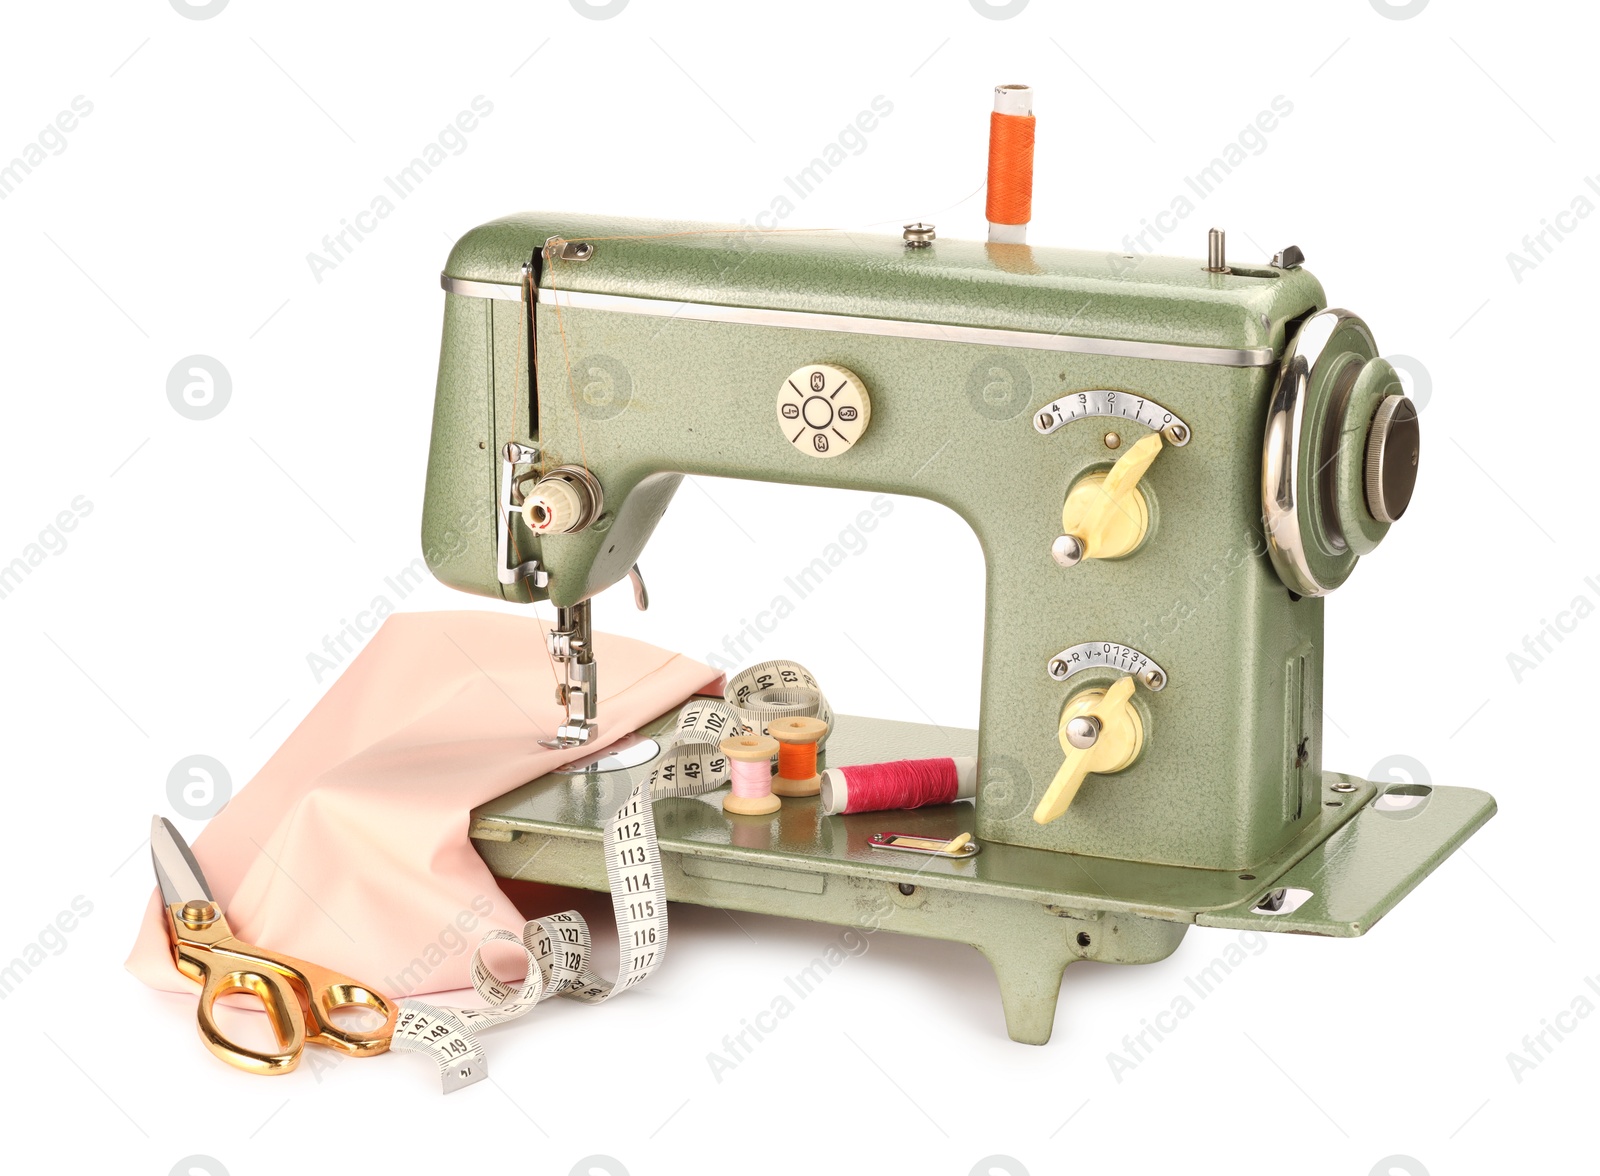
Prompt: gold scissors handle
<box><xmin>265</xmin><ymin>953</ymin><xmax>395</xmax><ymax>1056</ymax></box>
<box><xmin>182</xmin><ymin>944</ymin><xmax>306</xmax><ymax>1075</ymax></box>
<box><xmin>166</xmin><ymin>901</ymin><xmax>396</xmax><ymax>1076</ymax></box>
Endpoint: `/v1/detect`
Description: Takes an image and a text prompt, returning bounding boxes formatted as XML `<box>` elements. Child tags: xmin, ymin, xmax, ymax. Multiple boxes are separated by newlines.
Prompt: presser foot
<box><xmin>539</xmin><ymin>722</ymin><xmax>599</xmax><ymax>750</ymax></box>
<box><xmin>543</xmin><ymin>600</ymin><xmax>599</xmax><ymax>750</ymax></box>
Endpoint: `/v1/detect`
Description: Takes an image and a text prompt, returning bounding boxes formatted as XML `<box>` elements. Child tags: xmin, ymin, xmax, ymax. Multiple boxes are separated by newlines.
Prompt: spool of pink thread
<box><xmin>721</xmin><ymin>734</ymin><xmax>782</xmax><ymax>816</ymax></box>
<box><xmin>819</xmin><ymin>756</ymin><xmax>979</xmax><ymax>816</ymax></box>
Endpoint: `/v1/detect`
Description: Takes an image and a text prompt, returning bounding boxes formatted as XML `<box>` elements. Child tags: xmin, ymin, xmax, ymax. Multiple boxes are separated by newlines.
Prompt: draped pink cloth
<box><xmin>127</xmin><ymin>610</ymin><xmax>720</xmax><ymax>998</ymax></box>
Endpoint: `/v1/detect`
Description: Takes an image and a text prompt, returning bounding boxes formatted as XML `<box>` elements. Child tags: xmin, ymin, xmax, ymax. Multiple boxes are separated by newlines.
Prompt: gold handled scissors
<box><xmin>150</xmin><ymin>815</ymin><xmax>396</xmax><ymax>1076</ymax></box>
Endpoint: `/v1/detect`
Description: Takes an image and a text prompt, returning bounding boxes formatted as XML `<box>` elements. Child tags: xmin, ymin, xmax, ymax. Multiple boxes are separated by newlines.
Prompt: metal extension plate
<box><xmin>469</xmin><ymin>703</ymin><xmax>1493</xmax><ymax>930</ymax></box>
<box><xmin>1195</xmin><ymin>784</ymin><xmax>1496</xmax><ymax>936</ymax></box>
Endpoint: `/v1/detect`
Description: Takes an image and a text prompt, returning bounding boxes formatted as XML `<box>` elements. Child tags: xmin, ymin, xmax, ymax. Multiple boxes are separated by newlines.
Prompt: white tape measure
<box><xmin>644</xmin><ymin>699</ymin><xmax>740</xmax><ymax>799</ymax></box>
<box><xmin>394</xmin><ymin>659</ymin><xmax>828</xmax><ymax>1091</ymax></box>
<box><xmin>645</xmin><ymin>660</ymin><xmax>832</xmax><ymax>800</ymax></box>
<box><xmin>391</xmin><ymin>773</ymin><xmax>666</xmax><ymax>1093</ymax></box>
<box><xmin>726</xmin><ymin>659</ymin><xmax>833</xmax><ymax>738</ymax></box>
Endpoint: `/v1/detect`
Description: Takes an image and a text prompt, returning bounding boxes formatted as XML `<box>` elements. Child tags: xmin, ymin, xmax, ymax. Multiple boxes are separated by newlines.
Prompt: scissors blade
<box><xmin>150</xmin><ymin>815</ymin><xmax>214</xmax><ymax>908</ymax></box>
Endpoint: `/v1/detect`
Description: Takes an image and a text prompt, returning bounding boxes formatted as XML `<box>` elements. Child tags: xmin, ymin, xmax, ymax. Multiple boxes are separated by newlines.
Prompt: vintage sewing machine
<box><xmin>420</xmin><ymin>188</ymin><xmax>1495</xmax><ymax>1042</ymax></box>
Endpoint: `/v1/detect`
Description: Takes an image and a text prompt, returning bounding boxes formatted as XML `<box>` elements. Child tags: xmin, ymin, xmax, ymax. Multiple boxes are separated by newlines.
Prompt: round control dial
<box><xmin>1365</xmin><ymin>393</ymin><xmax>1420</xmax><ymax>524</ymax></box>
<box><xmin>1262</xmin><ymin>310</ymin><xmax>1420</xmax><ymax>596</ymax></box>
<box><xmin>777</xmin><ymin>364</ymin><xmax>871</xmax><ymax>459</ymax></box>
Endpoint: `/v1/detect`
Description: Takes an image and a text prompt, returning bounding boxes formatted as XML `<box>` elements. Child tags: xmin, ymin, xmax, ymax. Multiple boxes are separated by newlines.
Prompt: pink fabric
<box><xmin>127</xmin><ymin>610</ymin><xmax>721</xmax><ymax>998</ymax></box>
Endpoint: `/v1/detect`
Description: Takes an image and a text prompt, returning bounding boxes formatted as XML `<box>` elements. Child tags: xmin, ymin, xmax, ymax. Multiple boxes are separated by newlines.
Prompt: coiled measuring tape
<box><xmin>727</xmin><ymin>659</ymin><xmax>834</xmax><ymax>737</ymax></box>
<box><xmin>393</xmin><ymin>660</ymin><xmax>828</xmax><ymax>1091</ymax></box>
<box><xmin>391</xmin><ymin>774</ymin><xmax>665</xmax><ymax>1093</ymax></box>
<box><xmin>646</xmin><ymin>660</ymin><xmax>833</xmax><ymax>800</ymax></box>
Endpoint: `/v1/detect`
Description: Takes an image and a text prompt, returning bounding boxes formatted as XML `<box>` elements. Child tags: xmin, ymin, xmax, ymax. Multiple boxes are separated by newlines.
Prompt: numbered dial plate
<box><xmin>1035</xmin><ymin>389</ymin><xmax>1190</xmax><ymax>446</ymax></box>
<box><xmin>778</xmin><ymin>364</ymin><xmax>871</xmax><ymax>459</ymax></box>
<box><xmin>1046</xmin><ymin>642</ymin><xmax>1168</xmax><ymax>691</ymax></box>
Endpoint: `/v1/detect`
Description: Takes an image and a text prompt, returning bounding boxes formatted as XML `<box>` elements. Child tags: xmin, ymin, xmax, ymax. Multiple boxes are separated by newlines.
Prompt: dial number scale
<box><xmin>1046</xmin><ymin>641</ymin><xmax>1168</xmax><ymax>690</ymax></box>
<box><xmin>1034</xmin><ymin>389</ymin><xmax>1191</xmax><ymax>446</ymax></box>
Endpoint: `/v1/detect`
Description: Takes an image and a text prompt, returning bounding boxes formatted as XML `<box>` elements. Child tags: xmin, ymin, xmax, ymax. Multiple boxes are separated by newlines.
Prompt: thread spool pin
<box><xmin>769</xmin><ymin>716</ymin><xmax>828</xmax><ymax>798</ymax></box>
<box><xmin>1205</xmin><ymin>227</ymin><xmax>1230</xmax><ymax>274</ymax></box>
<box><xmin>721</xmin><ymin>734</ymin><xmax>782</xmax><ymax>816</ymax></box>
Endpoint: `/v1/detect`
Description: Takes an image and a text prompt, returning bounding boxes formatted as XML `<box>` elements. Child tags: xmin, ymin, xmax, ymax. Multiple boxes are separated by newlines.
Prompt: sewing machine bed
<box><xmin>470</xmin><ymin>704</ymin><xmax>1492</xmax><ymax>1043</ymax></box>
<box><xmin>469</xmin><ymin>705</ymin><xmax>1495</xmax><ymax>937</ymax></box>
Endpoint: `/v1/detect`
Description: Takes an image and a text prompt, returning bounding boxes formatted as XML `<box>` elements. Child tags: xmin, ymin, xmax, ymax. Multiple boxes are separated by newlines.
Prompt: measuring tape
<box><xmin>645</xmin><ymin>698</ymin><xmax>741</xmax><ymax>799</ymax></box>
<box><xmin>391</xmin><ymin>773</ymin><xmax>666</xmax><ymax>1093</ymax></box>
<box><xmin>393</xmin><ymin>660</ymin><xmax>827</xmax><ymax>1090</ymax></box>
<box><xmin>646</xmin><ymin>660</ymin><xmax>833</xmax><ymax>800</ymax></box>
<box><xmin>726</xmin><ymin>659</ymin><xmax>833</xmax><ymax>737</ymax></box>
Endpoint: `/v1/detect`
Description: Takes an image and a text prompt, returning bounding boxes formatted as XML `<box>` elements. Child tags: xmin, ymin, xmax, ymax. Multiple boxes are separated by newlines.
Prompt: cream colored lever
<box><xmin>1033</xmin><ymin>675</ymin><xmax>1143</xmax><ymax>824</ymax></box>
<box><xmin>1052</xmin><ymin>432</ymin><xmax>1163</xmax><ymax>567</ymax></box>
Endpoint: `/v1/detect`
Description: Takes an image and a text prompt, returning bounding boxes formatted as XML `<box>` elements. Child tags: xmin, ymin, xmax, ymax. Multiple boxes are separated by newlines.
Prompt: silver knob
<box><xmin>903</xmin><ymin>223</ymin><xmax>936</xmax><ymax>248</ymax></box>
<box><xmin>1051</xmin><ymin>534</ymin><xmax>1085</xmax><ymax>568</ymax></box>
<box><xmin>1065</xmin><ymin>715</ymin><xmax>1102</xmax><ymax>750</ymax></box>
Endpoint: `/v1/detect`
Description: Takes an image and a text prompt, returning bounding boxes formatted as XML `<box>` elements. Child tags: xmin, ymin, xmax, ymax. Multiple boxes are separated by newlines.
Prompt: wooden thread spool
<box><xmin>721</xmin><ymin>734</ymin><xmax>782</xmax><ymax>816</ymax></box>
<box><xmin>769</xmin><ymin>716</ymin><xmax>828</xmax><ymax>798</ymax></box>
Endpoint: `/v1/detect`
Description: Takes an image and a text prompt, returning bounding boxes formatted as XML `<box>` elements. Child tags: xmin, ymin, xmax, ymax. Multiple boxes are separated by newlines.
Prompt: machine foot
<box><xmin>980</xmin><ymin>942</ymin><xmax>1076</xmax><ymax>1046</ymax></box>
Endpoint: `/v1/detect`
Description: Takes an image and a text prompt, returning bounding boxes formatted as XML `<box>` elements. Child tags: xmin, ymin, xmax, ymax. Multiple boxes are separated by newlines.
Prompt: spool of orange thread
<box><xmin>721</xmin><ymin>734</ymin><xmax>782</xmax><ymax>816</ymax></box>
<box><xmin>769</xmin><ymin>716</ymin><xmax>828</xmax><ymax>798</ymax></box>
<box><xmin>986</xmin><ymin>83</ymin><xmax>1035</xmax><ymax>244</ymax></box>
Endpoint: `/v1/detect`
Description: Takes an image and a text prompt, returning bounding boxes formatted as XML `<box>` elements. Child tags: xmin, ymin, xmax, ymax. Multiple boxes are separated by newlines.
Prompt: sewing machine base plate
<box><xmin>470</xmin><ymin>708</ymin><xmax>1494</xmax><ymax>1044</ymax></box>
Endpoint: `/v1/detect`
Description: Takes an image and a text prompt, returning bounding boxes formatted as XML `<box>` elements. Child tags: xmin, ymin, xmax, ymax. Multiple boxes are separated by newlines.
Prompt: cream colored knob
<box><xmin>523</xmin><ymin>476</ymin><xmax>585</xmax><ymax>534</ymax></box>
<box><xmin>777</xmin><ymin>363</ymin><xmax>871</xmax><ymax>458</ymax></box>
<box><xmin>1055</xmin><ymin>432</ymin><xmax>1162</xmax><ymax>565</ymax></box>
<box><xmin>1034</xmin><ymin>676</ymin><xmax>1143</xmax><ymax>825</ymax></box>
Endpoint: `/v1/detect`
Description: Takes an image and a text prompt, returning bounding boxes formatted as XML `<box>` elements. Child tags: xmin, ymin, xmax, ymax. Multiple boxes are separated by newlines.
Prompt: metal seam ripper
<box><xmin>410</xmin><ymin>79</ymin><xmax>1493</xmax><ymax>1045</ymax></box>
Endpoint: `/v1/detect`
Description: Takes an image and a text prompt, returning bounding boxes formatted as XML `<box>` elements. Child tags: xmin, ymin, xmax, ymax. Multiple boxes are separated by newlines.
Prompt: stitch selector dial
<box><xmin>777</xmin><ymin>364</ymin><xmax>871</xmax><ymax>459</ymax></box>
<box><xmin>1053</xmin><ymin>433</ymin><xmax>1164</xmax><ymax>567</ymax></box>
<box><xmin>1034</xmin><ymin>675</ymin><xmax>1143</xmax><ymax>825</ymax></box>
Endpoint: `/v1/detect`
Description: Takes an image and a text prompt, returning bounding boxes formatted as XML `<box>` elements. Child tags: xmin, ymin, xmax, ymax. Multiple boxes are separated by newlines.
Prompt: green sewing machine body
<box><xmin>423</xmin><ymin>213</ymin><xmax>1494</xmax><ymax>1042</ymax></box>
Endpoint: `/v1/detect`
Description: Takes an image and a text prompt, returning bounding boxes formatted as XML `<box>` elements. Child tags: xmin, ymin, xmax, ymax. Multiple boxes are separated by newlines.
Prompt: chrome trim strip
<box><xmin>440</xmin><ymin>273</ymin><xmax>525</xmax><ymax>301</ymax></box>
<box><xmin>1261</xmin><ymin>315</ymin><xmax>1330</xmax><ymax>597</ymax></box>
<box><xmin>531</xmin><ymin>287</ymin><xmax>1276</xmax><ymax>368</ymax></box>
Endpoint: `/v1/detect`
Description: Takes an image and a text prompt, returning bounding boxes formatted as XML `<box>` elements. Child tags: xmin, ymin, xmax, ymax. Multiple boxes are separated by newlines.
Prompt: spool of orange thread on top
<box><xmin>769</xmin><ymin>716</ymin><xmax>828</xmax><ymax>798</ymax></box>
<box><xmin>986</xmin><ymin>83</ymin><xmax>1034</xmax><ymax>244</ymax></box>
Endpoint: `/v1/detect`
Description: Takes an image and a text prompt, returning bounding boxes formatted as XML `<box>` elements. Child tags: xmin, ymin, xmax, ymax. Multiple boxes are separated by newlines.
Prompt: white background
<box><xmin>1</xmin><ymin>2</ymin><xmax>1593</xmax><ymax>1174</ymax></box>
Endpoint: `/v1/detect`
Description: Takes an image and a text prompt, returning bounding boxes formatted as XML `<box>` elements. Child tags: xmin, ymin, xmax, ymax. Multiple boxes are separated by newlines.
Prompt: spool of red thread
<box><xmin>819</xmin><ymin>756</ymin><xmax>979</xmax><ymax>816</ymax></box>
